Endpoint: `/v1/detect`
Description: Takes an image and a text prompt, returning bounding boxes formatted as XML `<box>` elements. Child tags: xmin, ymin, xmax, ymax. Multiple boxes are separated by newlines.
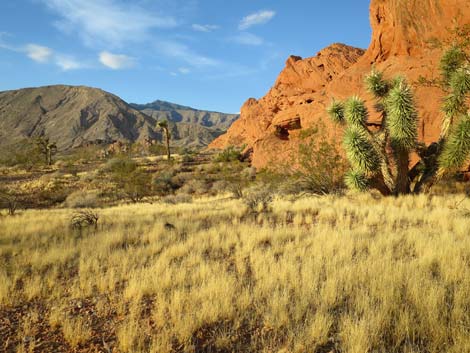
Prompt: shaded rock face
<box><xmin>211</xmin><ymin>0</ymin><xmax>470</xmax><ymax>168</ymax></box>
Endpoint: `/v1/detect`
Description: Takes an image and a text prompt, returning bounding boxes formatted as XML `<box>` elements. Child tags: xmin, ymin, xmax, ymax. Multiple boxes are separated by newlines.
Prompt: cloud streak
<box><xmin>0</xmin><ymin>37</ymin><xmax>88</xmax><ymax>71</ymax></box>
<box><xmin>239</xmin><ymin>10</ymin><xmax>276</xmax><ymax>30</ymax></box>
<box><xmin>231</xmin><ymin>33</ymin><xmax>264</xmax><ymax>46</ymax></box>
<box><xmin>55</xmin><ymin>55</ymin><xmax>86</xmax><ymax>71</ymax></box>
<box><xmin>192</xmin><ymin>24</ymin><xmax>219</xmax><ymax>33</ymax></box>
<box><xmin>99</xmin><ymin>51</ymin><xmax>135</xmax><ymax>69</ymax></box>
<box><xmin>42</xmin><ymin>0</ymin><xmax>177</xmax><ymax>47</ymax></box>
<box><xmin>157</xmin><ymin>41</ymin><xmax>220</xmax><ymax>68</ymax></box>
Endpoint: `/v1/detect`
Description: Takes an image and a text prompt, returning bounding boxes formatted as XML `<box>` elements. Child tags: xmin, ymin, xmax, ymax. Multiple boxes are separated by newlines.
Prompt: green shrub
<box><xmin>214</xmin><ymin>146</ymin><xmax>243</xmax><ymax>163</ymax></box>
<box><xmin>102</xmin><ymin>157</ymin><xmax>138</xmax><ymax>175</ymax></box>
<box><xmin>278</xmin><ymin>121</ymin><xmax>347</xmax><ymax>195</ymax></box>
<box><xmin>123</xmin><ymin>170</ymin><xmax>152</xmax><ymax>203</ymax></box>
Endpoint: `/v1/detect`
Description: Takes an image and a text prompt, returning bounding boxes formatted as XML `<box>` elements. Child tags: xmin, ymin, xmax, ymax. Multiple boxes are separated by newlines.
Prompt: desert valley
<box><xmin>1</xmin><ymin>0</ymin><xmax>470</xmax><ymax>352</ymax></box>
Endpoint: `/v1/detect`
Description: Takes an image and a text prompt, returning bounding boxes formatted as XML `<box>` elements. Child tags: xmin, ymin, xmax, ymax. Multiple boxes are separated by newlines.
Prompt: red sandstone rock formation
<box><xmin>210</xmin><ymin>0</ymin><xmax>470</xmax><ymax>168</ymax></box>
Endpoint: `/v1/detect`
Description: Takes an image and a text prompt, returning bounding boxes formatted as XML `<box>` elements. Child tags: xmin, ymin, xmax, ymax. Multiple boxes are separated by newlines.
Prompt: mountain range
<box><xmin>0</xmin><ymin>85</ymin><xmax>238</xmax><ymax>151</ymax></box>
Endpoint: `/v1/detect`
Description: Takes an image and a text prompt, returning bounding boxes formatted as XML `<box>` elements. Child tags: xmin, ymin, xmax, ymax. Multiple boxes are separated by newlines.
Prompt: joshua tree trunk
<box><xmin>157</xmin><ymin>120</ymin><xmax>171</xmax><ymax>161</ymax></box>
<box><xmin>164</xmin><ymin>128</ymin><xmax>171</xmax><ymax>161</ymax></box>
<box><xmin>395</xmin><ymin>147</ymin><xmax>411</xmax><ymax>194</ymax></box>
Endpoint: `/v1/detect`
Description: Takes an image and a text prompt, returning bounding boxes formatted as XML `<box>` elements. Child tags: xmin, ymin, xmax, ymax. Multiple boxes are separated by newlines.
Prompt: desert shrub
<box><xmin>181</xmin><ymin>148</ymin><xmax>197</xmax><ymax>163</ymax></box>
<box><xmin>61</xmin><ymin>145</ymin><xmax>101</xmax><ymax>164</ymax></box>
<box><xmin>282</xmin><ymin>121</ymin><xmax>347</xmax><ymax>195</ymax></box>
<box><xmin>152</xmin><ymin>171</ymin><xmax>180</xmax><ymax>196</ymax></box>
<box><xmin>35</xmin><ymin>186</ymin><xmax>71</xmax><ymax>207</ymax></box>
<box><xmin>70</xmin><ymin>209</ymin><xmax>99</xmax><ymax>229</ymax></box>
<box><xmin>161</xmin><ymin>194</ymin><xmax>192</xmax><ymax>204</ymax></box>
<box><xmin>102</xmin><ymin>157</ymin><xmax>137</xmax><ymax>175</ymax></box>
<box><xmin>243</xmin><ymin>186</ymin><xmax>274</xmax><ymax>213</ymax></box>
<box><xmin>123</xmin><ymin>169</ymin><xmax>152</xmax><ymax>203</ymax></box>
<box><xmin>101</xmin><ymin>157</ymin><xmax>152</xmax><ymax>202</ymax></box>
<box><xmin>58</xmin><ymin>160</ymin><xmax>80</xmax><ymax>176</ymax></box>
<box><xmin>178</xmin><ymin>179</ymin><xmax>210</xmax><ymax>195</ymax></box>
<box><xmin>207</xmin><ymin>161</ymin><xmax>255</xmax><ymax>198</ymax></box>
<box><xmin>214</xmin><ymin>146</ymin><xmax>243</xmax><ymax>163</ymax></box>
<box><xmin>210</xmin><ymin>180</ymin><xmax>231</xmax><ymax>195</ymax></box>
<box><xmin>64</xmin><ymin>190</ymin><xmax>100</xmax><ymax>209</ymax></box>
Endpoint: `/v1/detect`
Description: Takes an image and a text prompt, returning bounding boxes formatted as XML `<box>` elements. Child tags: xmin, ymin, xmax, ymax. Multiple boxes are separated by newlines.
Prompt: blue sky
<box><xmin>0</xmin><ymin>0</ymin><xmax>371</xmax><ymax>113</ymax></box>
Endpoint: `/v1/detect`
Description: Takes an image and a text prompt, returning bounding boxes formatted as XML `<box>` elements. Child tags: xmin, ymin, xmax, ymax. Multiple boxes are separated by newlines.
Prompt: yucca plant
<box><xmin>35</xmin><ymin>136</ymin><xmax>57</xmax><ymax>166</ymax></box>
<box><xmin>157</xmin><ymin>119</ymin><xmax>171</xmax><ymax>161</ymax></box>
<box><xmin>327</xmin><ymin>46</ymin><xmax>470</xmax><ymax>195</ymax></box>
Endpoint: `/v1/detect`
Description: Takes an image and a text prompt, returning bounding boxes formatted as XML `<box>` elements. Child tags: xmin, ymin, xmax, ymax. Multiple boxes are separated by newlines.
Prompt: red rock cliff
<box><xmin>210</xmin><ymin>0</ymin><xmax>470</xmax><ymax>168</ymax></box>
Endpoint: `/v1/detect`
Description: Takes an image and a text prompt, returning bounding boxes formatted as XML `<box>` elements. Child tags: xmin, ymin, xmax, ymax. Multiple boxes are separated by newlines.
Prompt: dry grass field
<box><xmin>1</xmin><ymin>193</ymin><xmax>470</xmax><ymax>352</ymax></box>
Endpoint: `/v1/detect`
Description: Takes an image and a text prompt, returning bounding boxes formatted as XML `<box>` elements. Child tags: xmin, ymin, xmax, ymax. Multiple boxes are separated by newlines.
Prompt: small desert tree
<box><xmin>157</xmin><ymin>120</ymin><xmax>171</xmax><ymax>160</ymax></box>
<box><xmin>0</xmin><ymin>188</ymin><xmax>19</xmax><ymax>215</ymax></box>
<box><xmin>35</xmin><ymin>136</ymin><xmax>57</xmax><ymax>165</ymax></box>
<box><xmin>327</xmin><ymin>46</ymin><xmax>470</xmax><ymax>195</ymax></box>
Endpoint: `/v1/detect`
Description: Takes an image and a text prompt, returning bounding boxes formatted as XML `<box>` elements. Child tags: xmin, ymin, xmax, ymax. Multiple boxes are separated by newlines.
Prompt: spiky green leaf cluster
<box><xmin>450</xmin><ymin>67</ymin><xmax>470</xmax><ymax>95</ymax></box>
<box><xmin>344</xmin><ymin>97</ymin><xmax>368</xmax><ymax>127</ymax></box>
<box><xmin>365</xmin><ymin>70</ymin><xmax>390</xmax><ymax>98</ymax></box>
<box><xmin>158</xmin><ymin>119</ymin><xmax>169</xmax><ymax>129</ymax></box>
<box><xmin>344</xmin><ymin>170</ymin><xmax>369</xmax><ymax>191</ymax></box>
<box><xmin>343</xmin><ymin>127</ymin><xmax>380</xmax><ymax>174</ymax></box>
<box><xmin>439</xmin><ymin>115</ymin><xmax>470</xmax><ymax>169</ymax></box>
<box><xmin>327</xmin><ymin>100</ymin><xmax>345</xmax><ymax>124</ymax></box>
<box><xmin>440</xmin><ymin>46</ymin><xmax>466</xmax><ymax>84</ymax></box>
<box><xmin>386</xmin><ymin>80</ymin><xmax>418</xmax><ymax>150</ymax></box>
<box><xmin>443</xmin><ymin>68</ymin><xmax>470</xmax><ymax>116</ymax></box>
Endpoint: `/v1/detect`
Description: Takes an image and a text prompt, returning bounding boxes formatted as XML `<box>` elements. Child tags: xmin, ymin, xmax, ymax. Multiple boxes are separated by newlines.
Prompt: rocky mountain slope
<box><xmin>130</xmin><ymin>100</ymin><xmax>239</xmax><ymax>148</ymax></box>
<box><xmin>211</xmin><ymin>0</ymin><xmax>470</xmax><ymax>168</ymax></box>
<box><xmin>0</xmin><ymin>86</ymin><xmax>238</xmax><ymax>151</ymax></box>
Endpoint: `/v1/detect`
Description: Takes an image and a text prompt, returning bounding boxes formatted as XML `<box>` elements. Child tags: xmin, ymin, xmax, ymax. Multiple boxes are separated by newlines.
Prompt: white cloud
<box><xmin>42</xmin><ymin>0</ymin><xmax>177</xmax><ymax>47</ymax></box>
<box><xmin>55</xmin><ymin>55</ymin><xmax>84</xmax><ymax>71</ymax></box>
<box><xmin>0</xmin><ymin>37</ymin><xmax>87</xmax><ymax>71</ymax></box>
<box><xmin>158</xmin><ymin>41</ymin><xmax>219</xmax><ymax>68</ymax></box>
<box><xmin>231</xmin><ymin>33</ymin><xmax>264</xmax><ymax>46</ymax></box>
<box><xmin>99</xmin><ymin>51</ymin><xmax>135</xmax><ymax>69</ymax></box>
<box><xmin>192</xmin><ymin>24</ymin><xmax>219</xmax><ymax>33</ymax></box>
<box><xmin>239</xmin><ymin>10</ymin><xmax>276</xmax><ymax>30</ymax></box>
<box><xmin>25</xmin><ymin>44</ymin><xmax>53</xmax><ymax>63</ymax></box>
<box><xmin>178</xmin><ymin>67</ymin><xmax>190</xmax><ymax>74</ymax></box>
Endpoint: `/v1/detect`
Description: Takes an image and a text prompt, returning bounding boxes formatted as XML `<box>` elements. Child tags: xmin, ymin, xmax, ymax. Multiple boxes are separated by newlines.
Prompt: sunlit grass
<box><xmin>1</xmin><ymin>193</ymin><xmax>470</xmax><ymax>352</ymax></box>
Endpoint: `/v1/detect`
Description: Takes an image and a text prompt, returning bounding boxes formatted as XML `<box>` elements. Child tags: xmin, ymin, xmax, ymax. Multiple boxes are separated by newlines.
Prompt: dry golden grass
<box><xmin>1</xmin><ymin>193</ymin><xmax>470</xmax><ymax>352</ymax></box>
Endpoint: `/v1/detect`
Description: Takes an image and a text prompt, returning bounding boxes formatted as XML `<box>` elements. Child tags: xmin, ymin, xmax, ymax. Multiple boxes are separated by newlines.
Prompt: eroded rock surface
<box><xmin>211</xmin><ymin>0</ymin><xmax>470</xmax><ymax>168</ymax></box>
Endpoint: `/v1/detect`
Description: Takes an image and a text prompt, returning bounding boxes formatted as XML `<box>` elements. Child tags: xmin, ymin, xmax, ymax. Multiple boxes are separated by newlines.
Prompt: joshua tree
<box><xmin>327</xmin><ymin>46</ymin><xmax>470</xmax><ymax>195</ymax></box>
<box><xmin>35</xmin><ymin>136</ymin><xmax>57</xmax><ymax>165</ymax></box>
<box><xmin>157</xmin><ymin>120</ymin><xmax>171</xmax><ymax>161</ymax></box>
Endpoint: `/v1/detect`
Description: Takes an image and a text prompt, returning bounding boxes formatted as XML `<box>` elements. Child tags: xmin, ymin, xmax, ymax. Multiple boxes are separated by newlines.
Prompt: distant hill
<box><xmin>130</xmin><ymin>100</ymin><xmax>239</xmax><ymax>147</ymax></box>
<box><xmin>0</xmin><ymin>86</ymin><xmax>239</xmax><ymax>151</ymax></box>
